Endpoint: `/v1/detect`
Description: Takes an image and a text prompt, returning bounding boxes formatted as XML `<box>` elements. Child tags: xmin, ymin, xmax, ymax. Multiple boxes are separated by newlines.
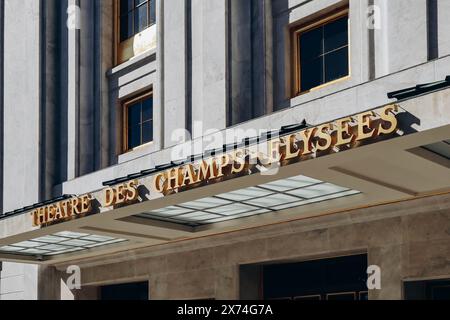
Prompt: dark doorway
<box><xmin>100</xmin><ymin>281</ymin><xmax>149</xmax><ymax>301</ymax></box>
<box><xmin>262</xmin><ymin>254</ymin><xmax>368</xmax><ymax>300</ymax></box>
<box><xmin>405</xmin><ymin>279</ymin><xmax>450</xmax><ymax>300</ymax></box>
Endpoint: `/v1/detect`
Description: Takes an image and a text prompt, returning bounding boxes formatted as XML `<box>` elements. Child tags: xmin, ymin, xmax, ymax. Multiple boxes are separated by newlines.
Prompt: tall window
<box><xmin>292</xmin><ymin>10</ymin><xmax>349</xmax><ymax>95</ymax></box>
<box><xmin>116</xmin><ymin>0</ymin><xmax>157</xmax><ymax>64</ymax></box>
<box><xmin>120</xmin><ymin>0</ymin><xmax>156</xmax><ymax>42</ymax></box>
<box><xmin>124</xmin><ymin>93</ymin><xmax>153</xmax><ymax>151</ymax></box>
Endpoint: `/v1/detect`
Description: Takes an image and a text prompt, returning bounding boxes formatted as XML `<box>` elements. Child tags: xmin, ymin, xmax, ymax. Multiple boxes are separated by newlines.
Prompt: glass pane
<box><xmin>324</xmin><ymin>47</ymin><xmax>349</xmax><ymax>82</ymax></box>
<box><xmin>128</xmin><ymin>103</ymin><xmax>141</xmax><ymax>126</ymax></box>
<box><xmin>142</xmin><ymin>120</ymin><xmax>153</xmax><ymax>144</ymax></box>
<box><xmin>142</xmin><ymin>97</ymin><xmax>153</xmax><ymax>121</ymax></box>
<box><xmin>301</xmin><ymin>57</ymin><xmax>323</xmax><ymax>91</ymax></box>
<box><xmin>299</xmin><ymin>27</ymin><xmax>323</xmax><ymax>61</ymax></box>
<box><xmin>149</xmin><ymin>0</ymin><xmax>156</xmax><ymax>25</ymax></box>
<box><xmin>120</xmin><ymin>13</ymin><xmax>134</xmax><ymax>42</ymax></box>
<box><xmin>134</xmin><ymin>3</ymin><xmax>148</xmax><ymax>33</ymax></box>
<box><xmin>120</xmin><ymin>0</ymin><xmax>134</xmax><ymax>15</ymax></box>
<box><xmin>324</xmin><ymin>17</ymin><xmax>348</xmax><ymax>52</ymax></box>
<box><xmin>128</xmin><ymin>124</ymin><xmax>141</xmax><ymax>149</ymax></box>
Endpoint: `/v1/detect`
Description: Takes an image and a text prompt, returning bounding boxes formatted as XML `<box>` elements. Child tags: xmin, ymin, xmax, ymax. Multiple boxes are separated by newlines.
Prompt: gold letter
<box><xmin>315</xmin><ymin>124</ymin><xmax>333</xmax><ymax>151</ymax></box>
<box><xmin>281</xmin><ymin>135</ymin><xmax>300</xmax><ymax>160</ymax></box>
<box><xmin>335</xmin><ymin>117</ymin><xmax>355</xmax><ymax>146</ymax></box>
<box><xmin>104</xmin><ymin>187</ymin><xmax>115</xmax><ymax>207</ymax></box>
<box><xmin>80</xmin><ymin>195</ymin><xmax>92</xmax><ymax>213</ymax></box>
<box><xmin>126</xmin><ymin>180</ymin><xmax>139</xmax><ymax>202</ymax></box>
<box><xmin>197</xmin><ymin>159</ymin><xmax>218</xmax><ymax>182</ymax></box>
<box><xmin>181</xmin><ymin>165</ymin><xmax>198</xmax><ymax>187</ymax></box>
<box><xmin>299</xmin><ymin>128</ymin><xmax>316</xmax><ymax>155</ymax></box>
<box><xmin>378</xmin><ymin>105</ymin><xmax>399</xmax><ymax>135</ymax></box>
<box><xmin>217</xmin><ymin>154</ymin><xmax>232</xmax><ymax>178</ymax></box>
<box><xmin>153</xmin><ymin>173</ymin><xmax>168</xmax><ymax>193</ymax></box>
<box><xmin>356</xmin><ymin>111</ymin><xmax>376</xmax><ymax>141</ymax></box>
<box><xmin>231</xmin><ymin>150</ymin><xmax>246</xmax><ymax>174</ymax></box>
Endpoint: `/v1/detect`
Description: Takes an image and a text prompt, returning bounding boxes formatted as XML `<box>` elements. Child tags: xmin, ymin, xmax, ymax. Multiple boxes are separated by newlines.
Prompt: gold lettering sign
<box><xmin>32</xmin><ymin>195</ymin><xmax>93</xmax><ymax>227</ymax></box>
<box><xmin>103</xmin><ymin>180</ymin><xmax>139</xmax><ymax>207</ymax></box>
<box><xmin>30</xmin><ymin>105</ymin><xmax>401</xmax><ymax>227</ymax></box>
<box><xmin>153</xmin><ymin>105</ymin><xmax>400</xmax><ymax>194</ymax></box>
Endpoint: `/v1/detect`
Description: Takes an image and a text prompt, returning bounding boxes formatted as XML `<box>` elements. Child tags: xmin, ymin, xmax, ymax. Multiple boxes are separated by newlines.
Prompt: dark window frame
<box><xmin>291</xmin><ymin>8</ymin><xmax>350</xmax><ymax>97</ymax></box>
<box><xmin>122</xmin><ymin>91</ymin><xmax>154</xmax><ymax>153</ymax></box>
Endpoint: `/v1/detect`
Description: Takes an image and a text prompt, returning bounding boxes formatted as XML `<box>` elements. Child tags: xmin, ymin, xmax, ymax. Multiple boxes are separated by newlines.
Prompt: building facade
<box><xmin>0</xmin><ymin>0</ymin><xmax>449</xmax><ymax>300</ymax></box>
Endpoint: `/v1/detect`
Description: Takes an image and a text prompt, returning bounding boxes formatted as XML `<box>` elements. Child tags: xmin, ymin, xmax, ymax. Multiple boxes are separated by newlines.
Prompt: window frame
<box><xmin>114</xmin><ymin>0</ymin><xmax>156</xmax><ymax>65</ymax></box>
<box><xmin>291</xmin><ymin>8</ymin><xmax>350</xmax><ymax>97</ymax></box>
<box><xmin>122</xmin><ymin>91</ymin><xmax>154</xmax><ymax>153</ymax></box>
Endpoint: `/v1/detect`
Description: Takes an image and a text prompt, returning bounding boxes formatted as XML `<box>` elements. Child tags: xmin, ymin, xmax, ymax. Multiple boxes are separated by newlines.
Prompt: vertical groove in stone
<box><xmin>368</xmin><ymin>0</ymin><xmax>376</xmax><ymax>80</ymax></box>
<box><xmin>40</xmin><ymin>0</ymin><xmax>61</xmax><ymax>200</ymax></box>
<box><xmin>427</xmin><ymin>0</ymin><xmax>439</xmax><ymax>61</ymax></box>
<box><xmin>93</xmin><ymin>0</ymin><xmax>100</xmax><ymax>171</ymax></box>
<box><xmin>58</xmin><ymin>0</ymin><xmax>69</xmax><ymax>185</ymax></box>
<box><xmin>229</xmin><ymin>0</ymin><xmax>252</xmax><ymax>126</ymax></box>
<box><xmin>157</xmin><ymin>0</ymin><xmax>165</xmax><ymax>149</ymax></box>
<box><xmin>226</xmin><ymin>0</ymin><xmax>231</xmax><ymax>127</ymax></box>
<box><xmin>186</xmin><ymin>0</ymin><xmax>192</xmax><ymax>136</ymax></box>
<box><xmin>78</xmin><ymin>0</ymin><xmax>95</xmax><ymax>176</ymax></box>
<box><xmin>101</xmin><ymin>1</ymin><xmax>114</xmax><ymax>170</ymax></box>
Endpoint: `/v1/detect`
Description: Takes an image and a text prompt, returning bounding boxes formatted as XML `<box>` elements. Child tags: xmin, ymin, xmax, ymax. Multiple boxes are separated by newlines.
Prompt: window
<box><xmin>119</xmin><ymin>0</ymin><xmax>156</xmax><ymax>42</ymax></box>
<box><xmin>292</xmin><ymin>10</ymin><xmax>349</xmax><ymax>95</ymax></box>
<box><xmin>123</xmin><ymin>92</ymin><xmax>153</xmax><ymax>152</ymax></box>
<box><xmin>116</xmin><ymin>0</ymin><xmax>157</xmax><ymax>64</ymax></box>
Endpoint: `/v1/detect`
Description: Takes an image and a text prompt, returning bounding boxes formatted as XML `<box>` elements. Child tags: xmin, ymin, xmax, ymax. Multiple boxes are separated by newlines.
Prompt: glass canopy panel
<box><xmin>13</xmin><ymin>241</ymin><xmax>43</xmax><ymax>248</ymax></box>
<box><xmin>0</xmin><ymin>232</ymin><xmax>128</xmax><ymax>258</ymax></box>
<box><xmin>134</xmin><ymin>174</ymin><xmax>361</xmax><ymax>226</ymax></box>
<box><xmin>207</xmin><ymin>203</ymin><xmax>259</xmax><ymax>216</ymax></box>
<box><xmin>54</xmin><ymin>231</ymin><xmax>90</xmax><ymax>238</ymax></box>
<box><xmin>216</xmin><ymin>187</ymin><xmax>274</xmax><ymax>201</ymax></box>
<box><xmin>245</xmin><ymin>194</ymin><xmax>300</xmax><ymax>207</ymax></box>
<box><xmin>151</xmin><ymin>206</ymin><xmax>193</xmax><ymax>216</ymax></box>
<box><xmin>259</xmin><ymin>175</ymin><xmax>321</xmax><ymax>192</ymax></box>
<box><xmin>182</xmin><ymin>197</ymin><xmax>232</xmax><ymax>210</ymax></box>
<box><xmin>0</xmin><ymin>246</ymin><xmax>25</xmax><ymax>252</ymax></box>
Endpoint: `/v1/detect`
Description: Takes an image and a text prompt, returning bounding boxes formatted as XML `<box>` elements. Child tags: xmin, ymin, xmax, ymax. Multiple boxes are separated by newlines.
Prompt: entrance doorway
<box><xmin>100</xmin><ymin>281</ymin><xmax>149</xmax><ymax>300</ymax></box>
<box><xmin>404</xmin><ymin>279</ymin><xmax>450</xmax><ymax>300</ymax></box>
<box><xmin>252</xmin><ymin>254</ymin><xmax>368</xmax><ymax>300</ymax></box>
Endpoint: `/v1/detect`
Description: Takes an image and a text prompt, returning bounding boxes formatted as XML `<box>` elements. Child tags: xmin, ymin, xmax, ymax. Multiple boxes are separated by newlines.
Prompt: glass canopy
<box><xmin>136</xmin><ymin>174</ymin><xmax>360</xmax><ymax>226</ymax></box>
<box><xmin>0</xmin><ymin>231</ymin><xmax>127</xmax><ymax>257</ymax></box>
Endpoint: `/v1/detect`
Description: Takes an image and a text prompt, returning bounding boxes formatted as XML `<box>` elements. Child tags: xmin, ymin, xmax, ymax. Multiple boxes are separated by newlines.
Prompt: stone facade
<box><xmin>40</xmin><ymin>193</ymin><xmax>449</xmax><ymax>300</ymax></box>
<box><xmin>0</xmin><ymin>0</ymin><xmax>449</xmax><ymax>300</ymax></box>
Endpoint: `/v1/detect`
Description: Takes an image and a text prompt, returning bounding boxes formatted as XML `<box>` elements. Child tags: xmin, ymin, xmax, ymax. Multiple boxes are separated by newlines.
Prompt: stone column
<box><xmin>228</xmin><ymin>0</ymin><xmax>273</xmax><ymax>125</ymax></box>
<box><xmin>66</xmin><ymin>0</ymin><xmax>79</xmax><ymax>180</ymax></box>
<box><xmin>0</xmin><ymin>0</ymin><xmax>4</xmax><ymax>215</ymax></box>
<box><xmin>38</xmin><ymin>266</ymin><xmax>62</xmax><ymax>300</ymax></box>
<box><xmin>368</xmin><ymin>246</ymin><xmax>403</xmax><ymax>300</ymax></box>
<box><xmin>163</xmin><ymin>0</ymin><xmax>188</xmax><ymax>147</ymax></box>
